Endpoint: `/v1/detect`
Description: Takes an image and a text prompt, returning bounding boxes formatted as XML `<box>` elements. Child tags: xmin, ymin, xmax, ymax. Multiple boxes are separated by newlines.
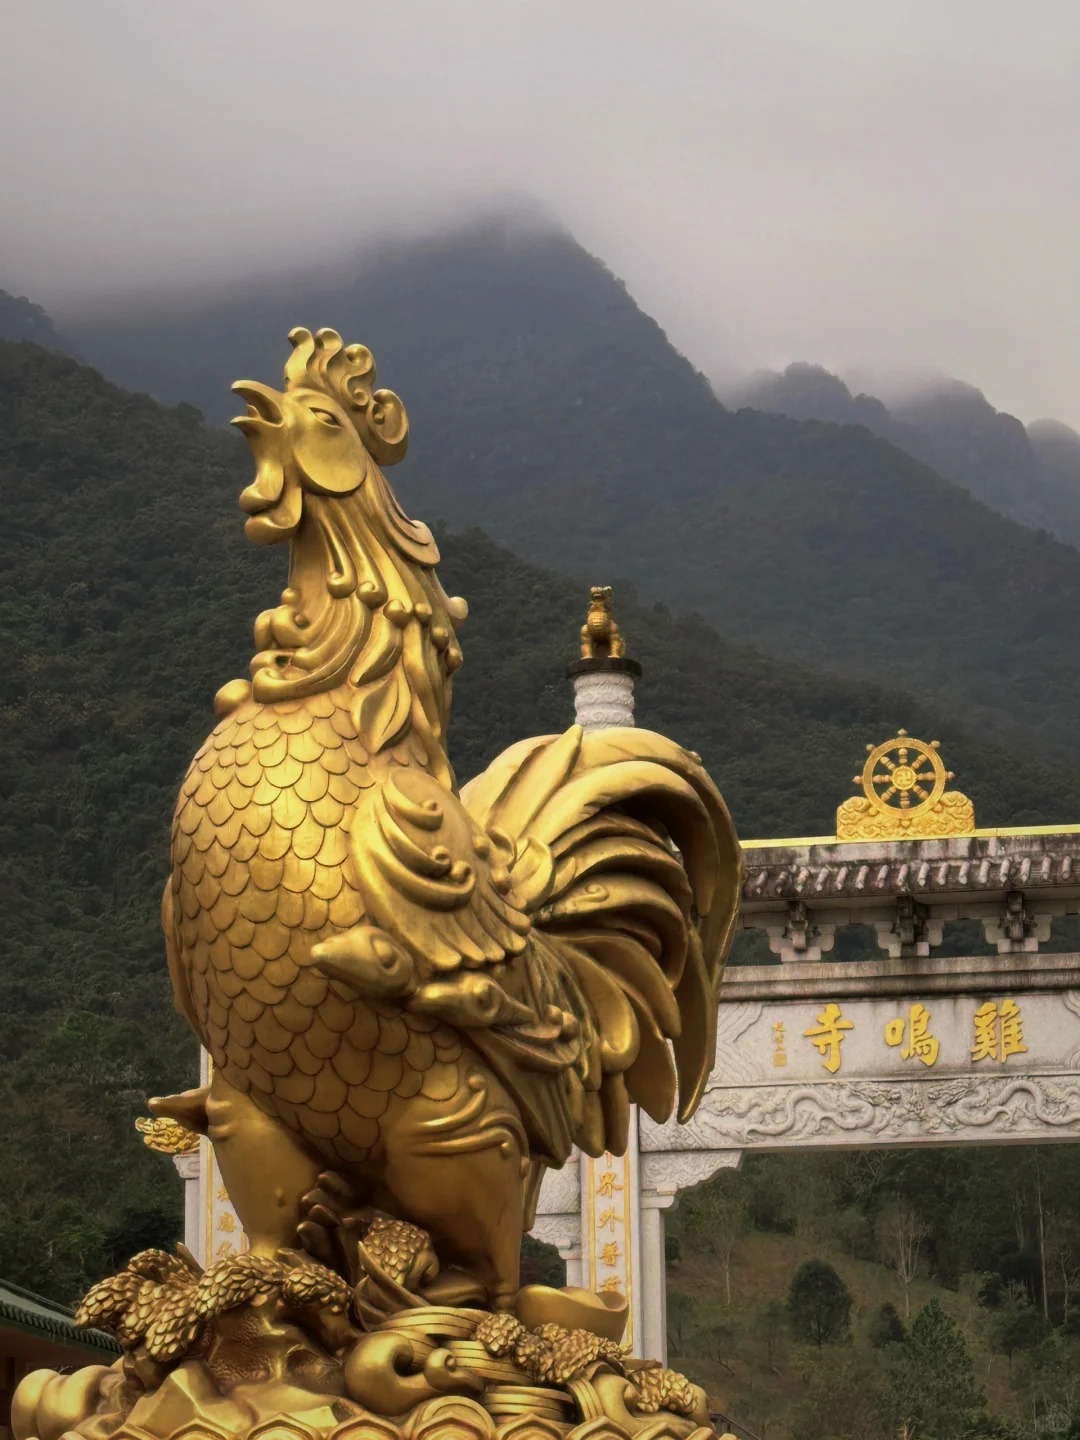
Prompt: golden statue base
<box><xmin>14</xmin><ymin>1217</ymin><xmax>717</xmax><ymax>1440</ymax></box>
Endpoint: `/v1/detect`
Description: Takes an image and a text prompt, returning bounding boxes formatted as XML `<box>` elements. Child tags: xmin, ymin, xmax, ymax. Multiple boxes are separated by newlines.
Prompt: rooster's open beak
<box><xmin>231</xmin><ymin>379</ymin><xmax>284</xmax><ymax>431</ymax></box>
<box><xmin>231</xmin><ymin>380</ymin><xmax>298</xmax><ymax>541</ymax></box>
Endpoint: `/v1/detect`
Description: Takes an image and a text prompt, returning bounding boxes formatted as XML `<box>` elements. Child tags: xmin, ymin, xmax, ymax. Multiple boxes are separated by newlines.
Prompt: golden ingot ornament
<box><xmin>14</xmin><ymin>326</ymin><xmax>744</xmax><ymax>1440</ymax></box>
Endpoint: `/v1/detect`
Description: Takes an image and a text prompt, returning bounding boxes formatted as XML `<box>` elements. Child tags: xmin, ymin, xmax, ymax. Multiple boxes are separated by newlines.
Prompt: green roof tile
<box><xmin>0</xmin><ymin>1278</ymin><xmax>120</xmax><ymax>1357</ymax></box>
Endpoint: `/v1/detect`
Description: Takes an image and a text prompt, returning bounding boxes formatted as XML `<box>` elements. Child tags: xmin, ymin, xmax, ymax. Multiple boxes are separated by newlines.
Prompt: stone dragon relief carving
<box><xmin>1062</xmin><ymin>991</ymin><xmax>1080</xmax><ymax>1067</ymax></box>
<box><xmin>535</xmin><ymin>1159</ymin><xmax>583</xmax><ymax>1218</ymax></box>
<box><xmin>641</xmin><ymin>1153</ymin><xmax>742</xmax><ymax>1196</ymax></box>
<box><xmin>708</xmin><ymin>1005</ymin><xmax>766</xmax><ymax>1087</ymax></box>
<box><xmin>670</xmin><ymin>1075</ymin><xmax>1080</xmax><ymax>1148</ymax></box>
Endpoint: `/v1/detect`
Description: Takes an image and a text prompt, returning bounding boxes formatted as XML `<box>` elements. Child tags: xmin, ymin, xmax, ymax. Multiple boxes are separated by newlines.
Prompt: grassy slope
<box><xmin>669</xmin><ymin>1229</ymin><xmax>1012</xmax><ymax>1433</ymax></box>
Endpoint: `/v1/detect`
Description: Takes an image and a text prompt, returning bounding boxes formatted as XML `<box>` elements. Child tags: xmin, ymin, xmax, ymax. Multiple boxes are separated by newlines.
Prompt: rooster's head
<box><xmin>223</xmin><ymin>327</ymin><xmax>463</xmax><ymax>718</ymax></box>
<box><xmin>232</xmin><ymin>325</ymin><xmax>409</xmax><ymax>545</ymax></box>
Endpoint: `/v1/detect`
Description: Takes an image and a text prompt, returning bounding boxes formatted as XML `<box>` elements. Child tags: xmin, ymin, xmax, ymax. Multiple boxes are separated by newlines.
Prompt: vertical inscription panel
<box><xmin>199</xmin><ymin>1052</ymin><xmax>247</xmax><ymax>1264</ymax></box>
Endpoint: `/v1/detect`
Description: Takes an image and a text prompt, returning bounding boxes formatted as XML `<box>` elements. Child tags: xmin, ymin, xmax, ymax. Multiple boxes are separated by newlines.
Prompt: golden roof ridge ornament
<box><xmin>579</xmin><ymin>584</ymin><xmax>626</xmax><ymax>661</ymax></box>
<box><xmin>837</xmin><ymin>728</ymin><xmax>975</xmax><ymax>840</ymax></box>
<box><xmin>134</xmin><ymin>1115</ymin><xmax>199</xmax><ymax>1155</ymax></box>
<box><xmin>566</xmin><ymin>586</ymin><xmax>642</xmax><ymax>731</ymax></box>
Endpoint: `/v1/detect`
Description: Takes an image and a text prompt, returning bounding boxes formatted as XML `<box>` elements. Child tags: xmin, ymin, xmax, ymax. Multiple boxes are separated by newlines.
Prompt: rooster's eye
<box><xmin>310</xmin><ymin>407</ymin><xmax>341</xmax><ymax>428</ymax></box>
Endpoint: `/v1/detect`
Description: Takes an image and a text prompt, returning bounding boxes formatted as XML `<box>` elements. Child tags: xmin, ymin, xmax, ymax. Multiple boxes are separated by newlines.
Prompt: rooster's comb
<box><xmin>284</xmin><ymin>326</ymin><xmax>409</xmax><ymax>465</ymax></box>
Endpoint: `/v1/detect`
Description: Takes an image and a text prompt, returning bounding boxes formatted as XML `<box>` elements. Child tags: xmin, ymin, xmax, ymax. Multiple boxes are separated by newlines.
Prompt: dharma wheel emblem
<box><xmin>860</xmin><ymin>731</ymin><xmax>951</xmax><ymax>815</ymax></box>
<box><xmin>837</xmin><ymin>729</ymin><xmax>975</xmax><ymax>841</ymax></box>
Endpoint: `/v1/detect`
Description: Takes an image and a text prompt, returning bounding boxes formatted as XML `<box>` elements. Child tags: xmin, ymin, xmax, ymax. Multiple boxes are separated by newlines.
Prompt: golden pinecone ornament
<box><xmin>195</xmin><ymin>1254</ymin><xmax>284</xmax><ymax>1320</ymax></box>
<box><xmin>143</xmin><ymin>1283</ymin><xmax>202</xmax><ymax>1362</ymax></box>
<box><xmin>632</xmin><ymin>1365</ymin><xmax>698</xmax><ymax>1417</ymax></box>
<box><xmin>475</xmin><ymin>1312</ymin><xmax>526</xmax><ymax>1358</ymax></box>
<box><xmin>120</xmin><ymin>1279</ymin><xmax>171</xmax><ymax>1347</ymax></box>
<box><xmin>281</xmin><ymin>1264</ymin><xmax>351</xmax><ymax>1314</ymax></box>
<box><xmin>128</xmin><ymin>1250</ymin><xmax>191</xmax><ymax>1282</ymax></box>
<box><xmin>78</xmin><ymin>1250</ymin><xmax>200</xmax><ymax>1355</ymax></box>
<box><xmin>76</xmin><ymin>1270</ymin><xmax>141</xmax><ymax>1332</ymax></box>
<box><xmin>537</xmin><ymin>1324</ymin><xmax>624</xmax><ymax>1384</ymax></box>
<box><xmin>511</xmin><ymin>1330</ymin><xmax>551</xmax><ymax>1382</ymax></box>
<box><xmin>362</xmin><ymin>1216</ymin><xmax>437</xmax><ymax>1288</ymax></box>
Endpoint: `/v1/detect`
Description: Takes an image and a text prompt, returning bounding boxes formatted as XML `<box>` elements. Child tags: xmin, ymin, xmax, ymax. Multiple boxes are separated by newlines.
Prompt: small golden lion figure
<box><xmin>580</xmin><ymin>585</ymin><xmax>626</xmax><ymax>660</ymax></box>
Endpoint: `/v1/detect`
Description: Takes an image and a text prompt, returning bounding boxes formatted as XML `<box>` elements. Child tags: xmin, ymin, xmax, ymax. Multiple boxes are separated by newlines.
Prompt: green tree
<box><xmin>787</xmin><ymin>1258</ymin><xmax>852</xmax><ymax>1348</ymax></box>
<box><xmin>868</xmin><ymin>1302</ymin><xmax>906</xmax><ymax>1349</ymax></box>
<box><xmin>787</xmin><ymin>1351</ymin><xmax>889</xmax><ymax>1440</ymax></box>
<box><xmin>989</xmin><ymin>1286</ymin><xmax>1050</xmax><ymax>1378</ymax></box>
<box><xmin>666</xmin><ymin>1288</ymin><xmax>697</xmax><ymax>1355</ymax></box>
<box><xmin>786</xmin><ymin>1155</ymin><xmax>839</xmax><ymax>1244</ymax></box>
<box><xmin>960</xmin><ymin>1417</ymin><xmax>1026</xmax><ymax>1440</ymax></box>
<box><xmin>878</xmin><ymin>1196</ymin><xmax>927</xmax><ymax>1317</ymax></box>
<box><xmin>889</xmin><ymin>1298</ymin><xmax>984</xmax><ymax>1440</ymax></box>
<box><xmin>755</xmin><ymin>1299</ymin><xmax>788</xmax><ymax>1370</ymax></box>
<box><xmin>677</xmin><ymin>1176</ymin><xmax>748</xmax><ymax>1305</ymax></box>
<box><xmin>1015</xmin><ymin>1331</ymin><xmax>1080</xmax><ymax>1437</ymax></box>
<box><xmin>519</xmin><ymin>1234</ymin><xmax>565</xmax><ymax>1289</ymax></box>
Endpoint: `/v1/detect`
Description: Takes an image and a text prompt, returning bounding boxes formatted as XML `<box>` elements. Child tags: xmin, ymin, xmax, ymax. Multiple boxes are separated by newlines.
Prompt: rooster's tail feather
<box><xmin>461</xmin><ymin>725</ymin><xmax>742</xmax><ymax>1148</ymax></box>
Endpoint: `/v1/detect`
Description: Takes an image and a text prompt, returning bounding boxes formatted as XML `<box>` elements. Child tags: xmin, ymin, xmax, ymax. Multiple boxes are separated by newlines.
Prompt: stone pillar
<box><xmin>530</xmin><ymin>1223</ymin><xmax>584</xmax><ymax>1289</ymax></box>
<box><xmin>639</xmin><ymin>1189</ymin><xmax>676</xmax><ymax>1365</ymax></box>
<box><xmin>560</xmin><ymin>1240</ymin><xmax>584</xmax><ymax>1290</ymax></box>
<box><xmin>566</xmin><ymin>612</ymin><xmax>646</xmax><ymax>1348</ymax></box>
<box><xmin>195</xmin><ymin>1050</ymin><xmax>246</xmax><ymax>1265</ymax></box>
<box><xmin>580</xmin><ymin>1113</ymin><xmax>644</xmax><ymax>1352</ymax></box>
<box><xmin>639</xmin><ymin>1151</ymin><xmax>744</xmax><ymax>1365</ymax></box>
<box><xmin>567</xmin><ymin>658</ymin><xmax>642</xmax><ymax>731</ymax></box>
<box><xmin>173</xmin><ymin>1150</ymin><xmax>202</xmax><ymax>1258</ymax></box>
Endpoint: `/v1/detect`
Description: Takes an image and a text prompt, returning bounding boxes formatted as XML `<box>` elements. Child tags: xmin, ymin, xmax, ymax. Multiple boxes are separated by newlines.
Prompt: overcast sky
<box><xmin>3</xmin><ymin>1</ymin><xmax>1079</xmax><ymax>424</ymax></box>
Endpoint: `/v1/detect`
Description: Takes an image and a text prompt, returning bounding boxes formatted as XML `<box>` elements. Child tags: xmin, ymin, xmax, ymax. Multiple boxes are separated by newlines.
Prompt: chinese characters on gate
<box><xmin>212</xmin><ymin>1180</ymin><xmax>249</xmax><ymax>1259</ymax></box>
<box><xmin>799</xmin><ymin>998</ymin><xmax>1028</xmax><ymax>1074</ymax></box>
<box><xmin>971</xmin><ymin>999</ymin><xmax>1027</xmax><ymax>1063</ymax></box>
<box><xmin>884</xmin><ymin>1003</ymin><xmax>939</xmax><ymax>1066</ymax></box>
<box><xmin>594</xmin><ymin>1158</ymin><xmax>625</xmax><ymax>1293</ymax></box>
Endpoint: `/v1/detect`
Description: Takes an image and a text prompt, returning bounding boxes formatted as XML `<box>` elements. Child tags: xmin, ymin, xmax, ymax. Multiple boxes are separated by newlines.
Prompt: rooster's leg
<box><xmin>381</xmin><ymin>1063</ymin><xmax>530</xmax><ymax>1310</ymax></box>
<box><xmin>205</xmin><ymin>1068</ymin><xmax>323</xmax><ymax>1256</ymax></box>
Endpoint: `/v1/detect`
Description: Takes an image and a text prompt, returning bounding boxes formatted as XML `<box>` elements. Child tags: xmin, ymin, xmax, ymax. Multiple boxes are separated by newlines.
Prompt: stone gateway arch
<box><xmin>531</xmin><ymin>729</ymin><xmax>1080</xmax><ymax>1363</ymax></box>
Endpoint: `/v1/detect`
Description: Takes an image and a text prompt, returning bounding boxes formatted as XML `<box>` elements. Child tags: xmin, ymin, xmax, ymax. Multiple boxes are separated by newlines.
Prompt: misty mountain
<box><xmin>13</xmin><ymin>335</ymin><xmax>1079</xmax><ymax>1295</ymax></box>
<box><xmin>723</xmin><ymin>361</ymin><xmax>906</xmax><ymax>435</ymax></box>
<box><xmin>55</xmin><ymin>219</ymin><xmax>1080</xmax><ymax>766</ymax></box>
<box><xmin>0</xmin><ymin>288</ymin><xmax>76</xmax><ymax>355</ymax></box>
<box><xmin>1029</xmin><ymin>417</ymin><xmax>1080</xmax><ymax>521</ymax></box>
<box><xmin>725</xmin><ymin>361</ymin><xmax>1080</xmax><ymax>545</ymax></box>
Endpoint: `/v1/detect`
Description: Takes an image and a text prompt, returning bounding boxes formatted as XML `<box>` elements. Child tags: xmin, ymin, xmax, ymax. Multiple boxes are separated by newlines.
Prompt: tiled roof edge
<box><xmin>0</xmin><ymin>1282</ymin><xmax>120</xmax><ymax>1354</ymax></box>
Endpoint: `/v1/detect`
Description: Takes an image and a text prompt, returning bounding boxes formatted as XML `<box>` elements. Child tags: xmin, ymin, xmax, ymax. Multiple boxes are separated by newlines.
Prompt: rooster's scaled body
<box><xmin>156</xmin><ymin>327</ymin><xmax>743</xmax><ymax>1311</ymax></box>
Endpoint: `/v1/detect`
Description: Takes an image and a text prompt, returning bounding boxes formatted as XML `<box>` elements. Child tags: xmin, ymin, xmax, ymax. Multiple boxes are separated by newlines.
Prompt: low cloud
<box><xmin>3</xmin><ymin>0</ymin><xmax>1078</xmax><ymax>424</ymax></box>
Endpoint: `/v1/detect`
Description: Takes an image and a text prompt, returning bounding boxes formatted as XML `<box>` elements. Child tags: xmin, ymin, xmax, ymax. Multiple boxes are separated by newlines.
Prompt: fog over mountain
<box><xmin>3</xmin><ymin>0</ymin><xmax>1080</xmax><ymax>427</ymax></box>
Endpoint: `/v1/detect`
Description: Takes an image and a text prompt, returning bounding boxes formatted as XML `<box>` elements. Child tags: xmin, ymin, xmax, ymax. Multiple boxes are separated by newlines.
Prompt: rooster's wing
<box><xmin>322</xmin><ymin>726</ymin><xmax>741</xmax><ymax>1165</ymax></box>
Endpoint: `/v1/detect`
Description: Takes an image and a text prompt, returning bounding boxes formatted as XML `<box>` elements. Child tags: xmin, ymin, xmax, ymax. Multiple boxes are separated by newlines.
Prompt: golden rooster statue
<box><xmin>14</xmin><ymin>327</ymin><xmax>743</xmax><ymax>1440</ymax></box>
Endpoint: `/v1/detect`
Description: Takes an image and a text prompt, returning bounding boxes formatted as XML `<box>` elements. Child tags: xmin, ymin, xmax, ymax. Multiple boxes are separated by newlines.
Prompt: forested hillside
<box><xmin>5</xmin><ymin>338</ymin><xmax>1080</xmax><ymax>1305</ymax></box>
<box><xmin>667</xmin><ymin>1146</ymin><xmax>1080</xmax><ymax>1440</ymax></box>
<box><xmin>61</xmin><ymin>220</ymin><xmax>1080</xmax><ymax>766</ymax></box>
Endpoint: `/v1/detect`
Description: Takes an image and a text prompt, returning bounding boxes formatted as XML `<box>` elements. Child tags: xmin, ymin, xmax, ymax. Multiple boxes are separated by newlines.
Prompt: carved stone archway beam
<box><xmin>742</xmin><ymin>830</ymin><xmax>1080</xmax><ymax>961</ymax></box>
